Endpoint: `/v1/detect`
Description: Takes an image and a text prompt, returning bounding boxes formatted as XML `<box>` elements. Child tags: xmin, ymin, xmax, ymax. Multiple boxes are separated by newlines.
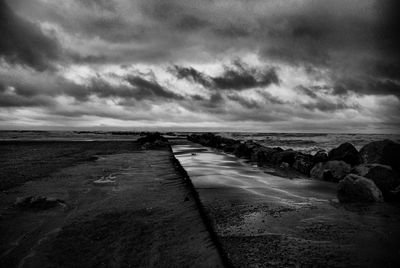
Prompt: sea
<box><xmin>1</xmin><ymin>130</ymin><xmax>399</xmax><ymax>155</ymax></box>
<box><xmin>219</xmin><ymin>132</ymin><xmax>400</xmax><ymax>155</ymax></box>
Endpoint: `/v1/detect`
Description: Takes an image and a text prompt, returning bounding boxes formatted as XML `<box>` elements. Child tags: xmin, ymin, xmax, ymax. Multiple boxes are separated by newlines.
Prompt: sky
<box><xmin>0</xmin><ymin>0</ymin><xmax>399</xmax><ymax>133</ymax></box>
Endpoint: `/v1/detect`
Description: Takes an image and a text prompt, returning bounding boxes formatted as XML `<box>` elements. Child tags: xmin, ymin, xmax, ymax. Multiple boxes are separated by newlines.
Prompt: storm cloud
<box><xmin>0</xmin><ymin>0</ymin><xmax>61</xmax><ymax>71</ymax></box>
<box><xmin>171</xmin><ymin>61</ymin><xmax>279</xmax><ymax>91</ymax></box>
<box><xmin>0</xmin><ymin>0</ymin><xmax>398</xmax><ymax>132</ymax></box>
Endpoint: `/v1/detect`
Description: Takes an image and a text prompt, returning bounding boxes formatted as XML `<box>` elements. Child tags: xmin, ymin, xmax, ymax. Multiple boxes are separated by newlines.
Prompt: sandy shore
<box><xmin>172</xmin><ymin>139</ymin><xmax>400</xmax><ymax>267</ymax></box>
<box><xmin>0</xmin><ymin>141</ymin><xmax>224</xmax><ymax>267</ymax></box>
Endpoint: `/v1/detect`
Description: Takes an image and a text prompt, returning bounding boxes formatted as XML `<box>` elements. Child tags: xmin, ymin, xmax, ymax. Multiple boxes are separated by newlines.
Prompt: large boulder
<box><xmin>222</xmin><ymin>143</ymin><xmax>240</xmax><ymax>153</ymax></box>
<box><xmin>337</xmin><ymin>174</ymin><xmax>383</xmax><ymax>203</ymax></box>
<box><xmin>196</xmin><ymin>133</ymin><xmax>218</xmax><ymax>147</ymax></box>
<box><xmin>217</xmin><ymin>137</ymin><xmax>235</xmax><ymax>147</ymax></box>
<box><xmin>137</xmin><ymin>133</ymin><xmax>169</xmax><ymax>149</ymax></box>
<box><xmin>359</xmin><ymin>139</ymin><xmax>400</xmax><ymax>171</ymax></box>
<box><xmin>310</xmin><ymin>160</ymin><xmax>351</xmax><ymax>182</ymax></box>
<box><xmin>250</xmin><ymin>147</ymin><xmax>281</xmax><ymax>166</ymax></box>
<box><xmin>293</xmin><ymin>153</ymin><xmax>314</xmax><ymax>175</ymax></box>
<box><xmin>328</xmin><ymin>142</ymin><xmax>362</xmax><ymax>166</ymax></box>
<box><xmin>234</xmin><ymin>142</ymin><xmax>260</xmax><ymax>159</ymax></box>
<box><xmin>313</xmin><ymin>150</ymin><xmax>328</xmax><ymax>163</ymax></box>
<box><xmin>271</xmin><ymin>149</ymin><xmax>297</xmax><ymax>166</ymax></box>
<box><xmin>206</xmin><ymin>134</ymin><xmax>224</xmax><ymax>148</ymax></box>
<box><xmin>218</xmin><ymin>137</ymin><xmax>240</xmax><ymax>151</ymax></box>
<box><xmin>353</xmin><ymin>164</ymin><xmax>400</xmax><ymax>200</ymax></box>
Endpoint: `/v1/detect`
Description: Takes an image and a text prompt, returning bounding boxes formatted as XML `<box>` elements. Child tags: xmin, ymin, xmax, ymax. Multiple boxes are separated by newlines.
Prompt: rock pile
<box><xmin>188</xmin><ymin>133</ymin><xmax>400</xmax><ymax>203</ymax></box>
<box><xmin>137</xmin><ymin>132</ymin><xmax>170</xmax><ymax>149</ymax></box>
<box><xmin>337</xmin><ymin>174</ymin><xmax>383</xmax><ymax>203</ymax></box>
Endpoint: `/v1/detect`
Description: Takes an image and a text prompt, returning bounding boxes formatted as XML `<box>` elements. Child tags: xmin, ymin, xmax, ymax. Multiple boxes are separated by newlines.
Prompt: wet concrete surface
<box><xmin>173</xmin><ymin>142</ymin><xmax>400</xmax><ymax>268</ymax></box>
<box><xmin>0</xmin><ymin>148</ymin><xmax>224</xmax><ymax>267</ymax></box>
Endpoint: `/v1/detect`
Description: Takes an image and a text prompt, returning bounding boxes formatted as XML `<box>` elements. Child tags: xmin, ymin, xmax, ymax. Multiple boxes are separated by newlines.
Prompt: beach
<box><xmin>1</xmin><ymin>131</ymin><xmax>400</xmax><ymax>267</ymax></box>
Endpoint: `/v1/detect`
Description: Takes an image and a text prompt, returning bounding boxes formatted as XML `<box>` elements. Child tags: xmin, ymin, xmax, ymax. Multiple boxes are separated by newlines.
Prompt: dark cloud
<box><xmin>227</xmin><ymin>94</ymin><xmax>260</xmax><ymax>109</ymax></box>
<box><xmin>59</xmin><ymin>75</ymin><xmax>184</xmax><ymax>103</ymax></box>
<box><xmin>1</xmin><ymin>0</ymin><xmax>399</xmax><ymax>132</ymax></box>
<box><xmin>0</xmin><ymin>71</ymin><xmax>184</xmax><ymax>109</ymax></box>
<box><xmin>213</xmin><ymin>62</ymin><xmax>279</xmax><ymax>90</ymax></box>
<box><xmin>295</xmin><ymin>85</ymin><xmax>318</xmax><ymax>99</ymax></box>
<box><xmin>207</xmin><ymin>93</ymin><xmax>224</xmax><ymax>108</ymax></box>
<box><xmin>0</xmin><ymin>93</ymin><xmax>53</xmax><ymax>108</ymax></box>
<box><xmin>212</xmin><ymin>23</ymin><xmax>253</xmax><ymax>38</ymax></box>
<box><xmin>125</xmin><ymin>76</ymin><xmax>184</xmax><ymax>101</ymax></box>
<box><xmin>175</xmin><ymin>15</ymin><xmax>209</xmax><ymax>31</ymax></box>
<box><xmin>257</xmin><ymin>91</ymin><xmax>286</xmax><ymax>105</ymax></box>
<box><xmin>191</xmin><ymin>94</ymin><xmax>206</xmax><ymax>101</ymax></box>
<box><xmin>294</xmin><ymin>85</ymin><xmax>361</xmax><ymax>112</ymax></box>
<box><xmin>302</xmin><ymin>99</ymin><xmax>356</xmax><ymax>112</ymax></box>
<box><xmin>60</xmin><ymin>75</ymin><xmax>183</xmax><ymax>103</ymax></box>
<box><xmin>375</xmin><ymin>0</ymin><xmax>400</xmax><ymax>72</ymax></box>
<box><xmin>0</xmin><ymin>0</ymin><xmax>61</xmax><ymax>71</ymax></box>
<box><xmin>333</xmin><ymin>78</ymin><xmax>400</xmax><ymax>99</ymax></box>
<box><xmin>171</xmin><ymin>61</ymin><xmax>279</xmax><ymax>91</ymax></box>
<box><xmin>76</xmin><ymin>0</ymin><xmax>117</xmax><ymax>12</ymax></box>
<box><xmin>170</xmin><ymin>65</ymin><xmax>212</xmax><ymax>88</ymax></box>
<box><xmin>0</xmin><ymin>81</ymin><xmax>54</xmax><ymax>107</ymax></box>
<box><xmin>188</xmin><ymin>92</ymin><xmax>224</xmax><ymax>109</ymax></box>
<box><xmin>260</xmin><ymin>0</ymin><xmax>399</xmax><ymax>99</ymax></box>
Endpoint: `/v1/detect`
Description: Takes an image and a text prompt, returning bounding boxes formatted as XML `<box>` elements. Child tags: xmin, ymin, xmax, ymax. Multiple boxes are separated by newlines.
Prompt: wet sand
<box><xmin>0</xmin><ymin>142</ymin><xmax>224</xmax><ymax>267</ymax></box>
<box><xmin>173</xmin><ymin>141</ymin><xmax>400</xmax><ymax>267</ymax></box>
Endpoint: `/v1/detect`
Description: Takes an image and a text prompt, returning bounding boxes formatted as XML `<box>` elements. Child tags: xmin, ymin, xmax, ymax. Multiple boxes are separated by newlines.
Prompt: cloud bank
<box><xmin>0</xmin><ymin>0</ymin><xmax>399</xmax><ymax>133</ymax></box>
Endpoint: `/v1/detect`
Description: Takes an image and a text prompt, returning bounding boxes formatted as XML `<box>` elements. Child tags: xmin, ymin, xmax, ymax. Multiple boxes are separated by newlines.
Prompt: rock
<box><xmin>271</xmin><ymin>150</ymin><xmax>297</xmax><ymax>166</ymax></box>
<box><xmin>310</xmin><ymin>160</ymin><xmax>351</xmax><ymax>182</ymax></box>
<box><xmin>222</xmin><ymin>143</ymin><xmax>240</xmax><ymax>153</ymax></box>
<box><xmin>202</xmin><ymin>133</ymin><xmax>220</xmax><ymax>147</ymax></box>
<box><xmin>250</xmin><ymin>147</ymin><xmax>281</xmax><ymax>166</ymax></box>
<box><xmin>219</xmin><ymin>137</ymin><xmax>240</xmax><ymax>152</ymax></box>
<box><xmin>187</xmin><ymin>134</ymin><xmax>200</xmax><ymax>143</ymax></box>
<box><xmin>359</xmin><ymin>139</ymin><xmax>400</xmax><ymax>171</ymax></box>
<box><xmin>218</xmin><ymin>137</ymin><xmax>239</xmax><ymax>148</ymax></box>
<box><xmin>137</xmin><ymin>132</ymin><xmax>168</xmax><ymax>143</ymax></box>
<box><xmin>234</xmin><ymin>142</ymin><xmax>260</xmax><ymax>159</ymax></box>
<box><xmin>313</xmin><ymin>150</ymin><xmax>328</xmax><ymax>163</ymax></box>
<box><xmin>293</xmin><ymin>153</ymin><xmax>314</xmax><ymax>175</ymax></box>
<box><xmin>280</xmin><ymin>162</ymin><xmax>290</xmax><ymax>169</ymax></box>
<box><xmin>353</xmin><ymin>164</ymin><xmax>400</xmax><ymax>200</ymax></box>
<box><xmin>328</xmin><ymin>142</ymin><xmax>362</xmax><ymax>166</ymax></box>
<box><xmin>15</xmin><ymin>196</ymin><xmax>64</xmax><ymax>210</ymax></box>
<box><xmin>188</xmin><ymin>133</ymin><xmax>239</xmax><ymax>151</ymax></box>
<box><xmin>137</xmin><ymin>133</ymin><xmax>169</xmax><ymax>149</ymax></box>
<box><xmin>337</xmin><ymin>174</ymin><xmax>383</xmax><ymax>203</ymax></box>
